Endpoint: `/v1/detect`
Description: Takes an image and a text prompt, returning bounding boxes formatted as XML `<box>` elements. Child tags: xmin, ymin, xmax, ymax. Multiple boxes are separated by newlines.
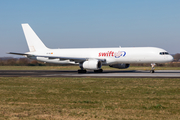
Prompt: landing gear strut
<box><xmin>150</xmin><ymin>63</ymin><xmax>156</xmax><ymax>73</ymax></box>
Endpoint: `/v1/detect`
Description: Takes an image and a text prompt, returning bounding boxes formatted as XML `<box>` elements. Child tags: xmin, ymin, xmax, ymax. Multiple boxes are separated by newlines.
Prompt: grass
<box><xmin>0</xmin><ymin>65</ymin><xmax>180</xmax><ymax>70</ymax></box>
<box><xmin>0</xmin><ymin>77</ymin><xmax>180</xmax><ymax>119</ymax></box>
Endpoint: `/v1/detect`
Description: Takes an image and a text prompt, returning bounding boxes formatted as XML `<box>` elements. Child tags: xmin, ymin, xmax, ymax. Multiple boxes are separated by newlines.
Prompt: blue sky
<box><xmin>0</xmin><ymin>0</ymin><xmax>180</xmax><ymax>57</ymax></box>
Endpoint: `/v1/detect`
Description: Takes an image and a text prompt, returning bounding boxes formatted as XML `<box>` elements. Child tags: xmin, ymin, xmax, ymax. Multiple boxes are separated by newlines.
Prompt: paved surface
<box><xmin>0</xmin><ymin>70</ymin><xmax>180</xmax><ymax>78</ymax></box>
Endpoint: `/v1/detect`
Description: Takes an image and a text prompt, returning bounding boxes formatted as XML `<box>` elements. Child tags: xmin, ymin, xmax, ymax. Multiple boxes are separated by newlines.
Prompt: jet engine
<box><xmin>82</xmin><ymin>60</ymin><xmax>102</xmax><ymax>70</ymax></box>
<box><xmin>109</xmin><ymin>64</ymin><xmax>130</xmax><ymax>69</ymax></box>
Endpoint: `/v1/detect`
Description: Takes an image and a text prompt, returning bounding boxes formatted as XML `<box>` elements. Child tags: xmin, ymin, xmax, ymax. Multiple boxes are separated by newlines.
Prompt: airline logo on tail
<box><xmin>98</xmin><ymin>51</ymin><xmax>126</xmax><ymax>58</ymax></box>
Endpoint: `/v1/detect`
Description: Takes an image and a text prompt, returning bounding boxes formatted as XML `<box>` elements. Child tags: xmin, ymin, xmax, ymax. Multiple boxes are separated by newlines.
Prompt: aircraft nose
<box><xmin>168</xmin><ymin>55</ymin><xmax>174</xmax><ymax>62</ymax></box>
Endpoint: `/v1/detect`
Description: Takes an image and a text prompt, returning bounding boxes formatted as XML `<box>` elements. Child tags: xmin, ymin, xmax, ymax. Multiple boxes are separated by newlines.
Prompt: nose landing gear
<box><xmin>150</xmin><ymin>63</ymin><xmax>156</xmax><ymax>73</ymax></box>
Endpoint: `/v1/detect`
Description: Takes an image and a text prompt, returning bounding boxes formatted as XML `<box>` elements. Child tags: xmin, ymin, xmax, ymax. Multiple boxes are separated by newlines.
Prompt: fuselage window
<box><xmin>160</xmin><ymin>52</ymin><xmax>163</xmax><ymax>55</ymax></box>
<box><xmin>159</xmin><ymin>52</ymin><xmax>169</xmax><ymax>55</ymax></box>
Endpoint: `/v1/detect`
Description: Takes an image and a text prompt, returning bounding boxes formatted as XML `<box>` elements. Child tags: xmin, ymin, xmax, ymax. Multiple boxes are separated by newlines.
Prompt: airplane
<box><xmin>8</xmin><ymin>24</ymin><xmax>173</xmax><ymax>73</ymax></box>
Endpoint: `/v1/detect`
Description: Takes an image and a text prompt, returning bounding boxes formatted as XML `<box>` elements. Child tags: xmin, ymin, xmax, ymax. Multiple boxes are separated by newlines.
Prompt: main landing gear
<box><xmin>78</xmin><ymin>64</ymin><xmax>87</xmax><ymax>73</ymax></box>
<box><xmin>94</xmin><ymin>69</ymin><xmax>103</xmax><ymax>73</ymax></box>
<box><xmin>78</xmin><ymin>69</ymin><xmax>87</xmax><ymax>73</ymax></box>
<box><xmin>150</xmin><ymin>63</ymin><xmax>156</xmax><ymax>73</ymax></box>
<box><xmin>78</xmin><ymin>69</ymin><xmax>103</xmax><ymax>73</ymax></box>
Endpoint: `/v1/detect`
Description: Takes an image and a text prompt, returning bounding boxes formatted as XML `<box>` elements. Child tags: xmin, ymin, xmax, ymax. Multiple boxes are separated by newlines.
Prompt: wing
<box><xmin>7</xmin><ymin>52</ymin><xmax>106</xmax><ymax>63</ymax></box>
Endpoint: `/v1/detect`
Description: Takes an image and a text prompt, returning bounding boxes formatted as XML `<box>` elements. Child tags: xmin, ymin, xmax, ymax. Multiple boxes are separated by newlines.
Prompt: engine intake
<box><xmin>82</xmin><ymin>60</ymin><xmax>102</xmax><ymax>70</ymax></box>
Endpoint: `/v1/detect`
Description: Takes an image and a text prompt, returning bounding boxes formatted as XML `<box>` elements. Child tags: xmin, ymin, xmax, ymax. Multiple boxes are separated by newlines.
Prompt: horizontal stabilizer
<box><xmin>7</xmin><ymin>52</ymin><xmax>29</xmax><ymax>56</ymax></box>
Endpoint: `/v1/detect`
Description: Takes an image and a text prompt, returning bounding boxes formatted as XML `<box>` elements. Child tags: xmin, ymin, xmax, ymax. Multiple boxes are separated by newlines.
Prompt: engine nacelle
<box><xmin>82</xmin><ymin>60</ymin><xmax>102</xmax><ymax>70</ymax></box>
<box><xmin>109</xmin><ymin>64</ymin><xmax>130</xmax><ymax>69</ymax></box>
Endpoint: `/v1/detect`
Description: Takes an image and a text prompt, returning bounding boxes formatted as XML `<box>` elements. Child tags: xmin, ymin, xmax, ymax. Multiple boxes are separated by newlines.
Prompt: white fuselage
<box><xmin>27</xmin><ymin>47</ymin><xmax>173</xmax><ymax>65</ymax></box>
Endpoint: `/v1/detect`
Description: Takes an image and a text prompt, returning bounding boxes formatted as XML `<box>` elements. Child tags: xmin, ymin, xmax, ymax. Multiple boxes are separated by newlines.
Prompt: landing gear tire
<box><xmin>94</xmin><ymin>69</ymin><xmax>103</xmax><ymax>73</ymax></box>
<box><xmin>78</xmin><ymin>69</ymin><xmax>87</xmax><ymax>73</ymax></box>
<box><xmin>150</xmin><ymin>70</ymin><xmax>155</xmax><ymax>73</ymax></box>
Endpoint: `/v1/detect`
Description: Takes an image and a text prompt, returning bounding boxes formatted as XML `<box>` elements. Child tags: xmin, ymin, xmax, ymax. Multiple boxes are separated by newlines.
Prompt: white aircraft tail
<box><xmin>22</xmin><ymin>24</ymin><xmax>48</xmax><ymax>52</ymax></box>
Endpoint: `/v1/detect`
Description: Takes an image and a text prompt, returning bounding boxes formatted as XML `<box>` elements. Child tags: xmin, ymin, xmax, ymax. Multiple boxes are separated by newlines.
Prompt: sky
<box><xmin>0</xmin><ymin>0</ymin><xmax>180</xmax><ymax>57</ymax></box>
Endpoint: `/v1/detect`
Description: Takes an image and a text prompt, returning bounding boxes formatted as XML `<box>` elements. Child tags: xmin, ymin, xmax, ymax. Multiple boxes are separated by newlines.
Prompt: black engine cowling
<box><xmin>109</xmin><ymin>64</ymin><xmax>130</xmax><ymax>69</ymax></box>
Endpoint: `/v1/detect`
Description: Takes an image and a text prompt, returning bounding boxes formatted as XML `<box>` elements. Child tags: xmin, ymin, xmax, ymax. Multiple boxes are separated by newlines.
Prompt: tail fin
<box><xmin>21</xmin><ymin>23</ymin><xmax>48</xmax><ymax>52</ymax></box>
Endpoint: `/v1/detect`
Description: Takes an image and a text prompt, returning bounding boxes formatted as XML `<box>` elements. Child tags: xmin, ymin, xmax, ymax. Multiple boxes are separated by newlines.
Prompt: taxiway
<box><xmin>0</xmin><ymin>70</ymin><xmax>180</xmax><ymax>78</ymax></box>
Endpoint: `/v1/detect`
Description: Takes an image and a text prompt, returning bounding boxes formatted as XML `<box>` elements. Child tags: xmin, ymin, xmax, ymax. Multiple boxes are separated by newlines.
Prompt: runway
<box><xmin>0</xmin><ymin>70</ymin><xmax>180</xmax><ymax>78</ymax></box>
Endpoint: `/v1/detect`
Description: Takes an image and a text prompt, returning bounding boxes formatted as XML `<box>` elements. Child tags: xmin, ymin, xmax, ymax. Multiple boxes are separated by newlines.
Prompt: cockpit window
<box><xmin>159</xmin><ymin>52</ymin><xmax>169</xmax><ymax>55</ymax></box>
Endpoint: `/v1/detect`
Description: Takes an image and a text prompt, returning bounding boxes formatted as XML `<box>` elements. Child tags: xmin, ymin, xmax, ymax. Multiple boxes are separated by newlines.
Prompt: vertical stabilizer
<box><xmin>22</xmin><ymin>24</ymin><xmax>48</xmax><ymax>52</ymax></box>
